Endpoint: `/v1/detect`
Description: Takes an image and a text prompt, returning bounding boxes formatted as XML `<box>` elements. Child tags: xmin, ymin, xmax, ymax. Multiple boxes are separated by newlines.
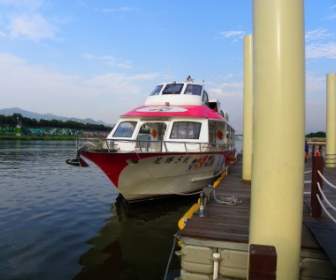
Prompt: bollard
<box><xmin>312</xmin><ymin>144</ymin><xmax>316</xmax><ymax>158</ymax></box>
<box><xmin>311</xmin><ymin>155</ymin><xmax>324</xmax><ymax>218</ymax></box>
<box><xmin>199</xmin><ymin>191</ymin><xmax>206</xmax><ymax>217</ymax></box>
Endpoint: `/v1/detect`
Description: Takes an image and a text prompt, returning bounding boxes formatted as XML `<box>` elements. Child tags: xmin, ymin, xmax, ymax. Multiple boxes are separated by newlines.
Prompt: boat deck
<box><xmin>180</xmin><ymin>159</ymin><xmax>335</xmax><ymax>256</ymax></box>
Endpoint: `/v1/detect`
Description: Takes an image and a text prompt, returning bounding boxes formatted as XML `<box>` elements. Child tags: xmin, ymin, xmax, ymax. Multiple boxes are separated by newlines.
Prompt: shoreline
<box><xmin>0</xmin><ymin>135</ymin><xmax>77</xmax><ymax>141</ymax></box>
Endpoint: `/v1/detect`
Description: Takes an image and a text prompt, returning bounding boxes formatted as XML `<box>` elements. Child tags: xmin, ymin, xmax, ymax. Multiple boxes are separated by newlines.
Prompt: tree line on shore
<box><xmin>0</xmin><ymin>114</ymin><xmax>112</xmax><ymax>132</ymax></box>
<box><xmin>306</xmin><ymin>131</ymin><xmax>325</xmax><ymax>138</ymax></box>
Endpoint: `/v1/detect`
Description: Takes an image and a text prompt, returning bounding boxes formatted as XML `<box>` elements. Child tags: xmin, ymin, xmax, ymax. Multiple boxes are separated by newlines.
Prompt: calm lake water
<box><xmin>0</xmin><ymin>141</ymin><xmax>194</xmax><ymax>280</ymax></box>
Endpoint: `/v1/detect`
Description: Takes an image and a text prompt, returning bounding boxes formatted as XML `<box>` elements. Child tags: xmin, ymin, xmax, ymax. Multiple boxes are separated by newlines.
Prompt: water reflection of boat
<box><xmin>73</xmin><ymin>196</ymin><xmax>194</xmax><ymax>280</ymax></box>
<box><xmin>79</xmin><ymin>77</ymin><xmax>236</xmax><ymax>202</ymax></box>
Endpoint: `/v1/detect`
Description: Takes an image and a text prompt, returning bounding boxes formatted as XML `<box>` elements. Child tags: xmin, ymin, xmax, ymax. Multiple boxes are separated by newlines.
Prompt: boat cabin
<box><xmin>106</xmin><ymin>81</ymin><xmax>235</xmax><ymax>153</ymax></box>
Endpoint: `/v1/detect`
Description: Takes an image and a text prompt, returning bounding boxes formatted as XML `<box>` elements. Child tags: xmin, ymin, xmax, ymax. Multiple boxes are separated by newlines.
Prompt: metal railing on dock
<box><xmin>309</xmin><ymin>154</ymin><xmax>336</xmax><ymax>224</ymax></box>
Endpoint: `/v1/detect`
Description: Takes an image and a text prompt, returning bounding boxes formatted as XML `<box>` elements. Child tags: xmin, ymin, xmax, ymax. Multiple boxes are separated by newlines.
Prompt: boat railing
<box><xmin>77</xmin><ymin>137</ymin><xmax>234</xmax><ymax>153</ymax></box>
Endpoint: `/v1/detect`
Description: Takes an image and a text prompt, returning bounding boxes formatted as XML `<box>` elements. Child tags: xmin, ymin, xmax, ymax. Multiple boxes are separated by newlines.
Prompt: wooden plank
<box><xmin>181</xmin><ymin>161</ymin><xmax>251</xmax><ymax>243</ymax></box>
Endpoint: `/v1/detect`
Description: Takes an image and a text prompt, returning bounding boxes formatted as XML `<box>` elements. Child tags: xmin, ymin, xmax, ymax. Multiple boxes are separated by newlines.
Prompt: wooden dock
<box><xmin>178</xmin><ymin>159</ymin><xmax>336</xmax><ymax>280</ymax></box>
<box><xmin>181</xmin><ymin>163</ymin><xmax>250</xmax><ymax>243</ymax></box>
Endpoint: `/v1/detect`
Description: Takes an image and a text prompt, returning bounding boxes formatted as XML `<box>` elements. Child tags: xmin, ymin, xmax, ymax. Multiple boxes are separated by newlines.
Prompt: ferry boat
<box><xmin>79</xmin><ymin>77</ymin><xmax>236</xmax><ymax>202</ymax></box>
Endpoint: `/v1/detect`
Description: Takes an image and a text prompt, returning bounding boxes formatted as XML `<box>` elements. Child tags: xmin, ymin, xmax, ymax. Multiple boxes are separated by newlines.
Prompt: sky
<box><xmin>0</xmin><ymin>0</ymin><xmax>335</xmax><ymax>133</ymax></box>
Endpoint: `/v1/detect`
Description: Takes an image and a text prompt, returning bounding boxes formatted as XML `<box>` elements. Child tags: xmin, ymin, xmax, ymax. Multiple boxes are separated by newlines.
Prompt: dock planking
<box><xmin>180</xmin><ymin>160</ymin><xmax>325</xmax><ymax>251</ymax></box>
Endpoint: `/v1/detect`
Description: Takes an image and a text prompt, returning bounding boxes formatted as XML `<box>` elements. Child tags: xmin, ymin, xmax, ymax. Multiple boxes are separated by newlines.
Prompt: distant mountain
<box><xmin>0</xmin><ymin>107</ymin><xmax>110</xmax><ymax>126</ymax></box>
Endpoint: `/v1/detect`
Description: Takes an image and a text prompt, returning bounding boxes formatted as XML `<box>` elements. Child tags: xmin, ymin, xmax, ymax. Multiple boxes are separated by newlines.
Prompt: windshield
<box><xmin>150</xmin><ymin>85</ymin><xmax>163</xmax><ymax>96</ymax></box>
<box><xmin>185</xmin><ymin>84</ymin><xmax>202</xmax><ymax>96</ymax></box>
<box><xmin>162</xmin><ymin>83</ymin><xmax>184</xmax><ymax>95</ymax></box>
<box><xmin>113</xmin><ymin>121</ymin><xmax>137</xmax><ymax>138</ymax></box>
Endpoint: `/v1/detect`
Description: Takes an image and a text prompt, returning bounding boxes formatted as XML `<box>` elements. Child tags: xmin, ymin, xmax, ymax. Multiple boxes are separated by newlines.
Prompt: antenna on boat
<box><xmin>186</xmin><ymin>75</ymin><xmax>193</xmax><ymax>82</ymax></box>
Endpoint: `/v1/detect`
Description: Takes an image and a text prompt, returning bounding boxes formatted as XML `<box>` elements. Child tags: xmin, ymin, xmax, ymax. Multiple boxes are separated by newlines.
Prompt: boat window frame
<box><xmin>162</xmin><ymin>83</ymin><xmax>184</xmax><ymax>95</ymax></box>
<box><xmin>184</xmin><ymin>84</ymin><xmax>203</xmax><ymax>96</ymax></box>
<box><xmin>112</xmin><ymin>120</ymin><xmax>138</xmax><ymax>138</ymax></box>
<box><xmin>149</xmin><ymin>84</ymin><xmax>163</xmax><ymax>96</ymax></box>
<box><xmin>169</xmin><ymin>121</ymin><xmax>202</xmax><ymax>140</ymax></box>
<box><xmin>209</xmin><ymin>120</ymin><xmax>229</xmax><ymax>144</ymax></box>
<box><xmin>136</xmin><ymin>122</ymin><xmax>168</xmax><ymax>141</ymax></box>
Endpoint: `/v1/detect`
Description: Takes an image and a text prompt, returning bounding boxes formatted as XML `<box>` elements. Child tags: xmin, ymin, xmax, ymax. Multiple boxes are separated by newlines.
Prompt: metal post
<box><xmin>326</xmin><ymin>73</ymin><xmax>336</xmax><ymax>167</ymax></box>
<box><xmin>312</xmin><ymin>144</ymin><xmax>316</xmax><ymax>157</ymax></box>
<box><xmin>250</xmin><ymin>0</ymin><xmax>305</xmax><ymax>279</ymax></box>
<box><xmin>311</xmin><ymin>155</ymin><xmax>324</xmax><ymax>218</ymax></box>
<box><xmin>242</xmin><ymin>34</ymin><xmax>253</xmax><ymax>182</ymax></box>
<box><xmin>199</xmin><ymin>191</ymin><xmax>205</xmax><ymax>217</ymax></box>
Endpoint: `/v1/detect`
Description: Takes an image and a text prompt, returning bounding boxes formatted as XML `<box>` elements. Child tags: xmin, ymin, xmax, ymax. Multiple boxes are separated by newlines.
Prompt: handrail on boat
<box><xmin>77</xmin><ymin>137</ymin><xmax>234</xmax><ymax>153</ymax></box>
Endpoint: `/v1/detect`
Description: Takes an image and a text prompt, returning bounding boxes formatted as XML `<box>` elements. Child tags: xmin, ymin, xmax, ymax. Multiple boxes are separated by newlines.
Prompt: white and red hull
<box><xmin>81</xmin><ymin>150</ymin><xmax>235</xmax><ymax>202</ymax></box>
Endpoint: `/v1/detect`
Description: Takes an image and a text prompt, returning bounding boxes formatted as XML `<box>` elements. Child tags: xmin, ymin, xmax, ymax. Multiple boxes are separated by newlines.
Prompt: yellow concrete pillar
<box><xmin>249</xmin><ymin>0</ymin><xmax>305</xmax><ymax>279</ymax></box>
<box><xmin>242</xmin><ymin>35</ymin><xmax>253</xmax><ymax>182</ymax></box>
<box><xmin>326</xmin><ymin>73</ymin><xmax>336</xmax><ymax>168</ymax></box>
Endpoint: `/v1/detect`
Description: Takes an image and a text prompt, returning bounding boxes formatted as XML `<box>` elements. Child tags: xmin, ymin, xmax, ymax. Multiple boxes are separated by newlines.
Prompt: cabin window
<box><xmin>170</xmin><ymin>122</ymin><xmax>201</xmax><ymax>140</ymax></box>
<box><xmin>162</xmin><ymin>83</ymin><xmax>184</xmax><ymax>95</ymax></box>
<box><xmin>137</xmin><ymin>123</ymin><xmax>167</xmax><ymax>141</ymax></box>
<box><xmin>150</xmin><ymin>85</ymin><xmax>163</xmax><ymax>96</ymax></box>
<box><xmin>209</xmin><ymin>121</ymin><xmax>226</xmax><ymax>145</ymax></box>
<box><xmin>185</xmin><ymin>84</ymin><xmax>202</xmax><ymax>96</ymax></box>
<box><xmin>113</xmin><ymin>121</ymin><xmax>137</xmax><ymax>138</ymax></box>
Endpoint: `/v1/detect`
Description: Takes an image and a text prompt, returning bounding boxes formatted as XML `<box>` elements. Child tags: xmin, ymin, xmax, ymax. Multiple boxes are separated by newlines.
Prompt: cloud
<box><xmin>305</xmin><ymin>28</ymin><xmax>332</xmax><ymax>42</ymax></box>
<box><xmin>305</xmin><ymin>74</ymin><xmax>327</xmax><ymax>132</ymax></box>
<box><xmin>0</xmin><ymin>0</ymin><xmax>58</xmax><ymax>41</ymax></box>
<box><xmin>207</xmin><ymin>79</ymin><xmax>243</xmax><ymax>132</ymax></box>
<box><xmin>206</xmin><ymin>73</ymin><xmax>327</xmax><ymax>133</ymax></box>
<box><xmin>305</xmin><ymin>28</ymin><xmax>336</xmax><ymax>59</ymax></box>
<box><xmin>219</xmin><ymin>30</ymin><xmax>245</xmax><ymax>40</ymax></box>
<box><xmin>0</xmin><ymin>52</ymin><xmax>161</xmax><ymax>123</ymax></box>
<box><xmin>82</xmin><ymin>53</ymin><xmax>133</xmax><ymax>69</ymax></box>
<box><xmin>306</xmin><ymin>42</ymin><xmax>336</xmax><ymax>59</ymax></box>
<box><xmin>209</xmin><ymin>82</ymin><xmax>242</xmax><ymax>98</ymax></box>
<box><xmin>326</xmin><ymin>4</ymin><xmax>336</xmax><ymax>20</ymax></box>
<box><xmin>8</xmin><ymin>14</ymin><xmax>56</xmax><ymax>41</ymax></box>
<box><xmin>0</xmin><ymin>0</ymin><xmax>42</xmax><ymax>11</ymax></box>
<box><xmin>98</xmin><ymin>6</ymin><xmax>133</xmax><ymax>13</ymax></box>
<box><xmin>306</xmin><ymin>74</ymin><xmax>325</xmax><ymax>93</ymax></box>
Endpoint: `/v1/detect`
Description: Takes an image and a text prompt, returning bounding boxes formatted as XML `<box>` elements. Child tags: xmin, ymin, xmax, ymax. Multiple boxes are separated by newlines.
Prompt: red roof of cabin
<box><xmin>122</xmin><ymin>105</ymin><xmax>223</xmax><ymax>120</ymax></box>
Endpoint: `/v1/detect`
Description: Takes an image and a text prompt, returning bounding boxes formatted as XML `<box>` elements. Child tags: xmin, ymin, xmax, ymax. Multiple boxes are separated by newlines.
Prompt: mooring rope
<box><xmin>212</xmin><ymin>188</ymin><xmax>242</xmax><ymax>206</ymax></box>
<box><xmin>317</xmin><ymin>182</ymin><xmax>336</xmax><ymax>212</ymax></box>
<box><xmin>317</xmin><ymin>170</ymin><xmax>336</xmax><ymax>190</ymax></box>
<box><xmin>168</xmin><ymin>190</ymin><xmax>203</xmax><ymax>196</ymax></box>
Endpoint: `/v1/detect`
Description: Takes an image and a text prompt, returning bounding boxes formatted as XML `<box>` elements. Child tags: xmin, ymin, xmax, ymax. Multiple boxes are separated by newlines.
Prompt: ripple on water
<box><xmin>0</xmin><ymin>141</ymin><xmax>194</xmax><ymax>280</ymax></box>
